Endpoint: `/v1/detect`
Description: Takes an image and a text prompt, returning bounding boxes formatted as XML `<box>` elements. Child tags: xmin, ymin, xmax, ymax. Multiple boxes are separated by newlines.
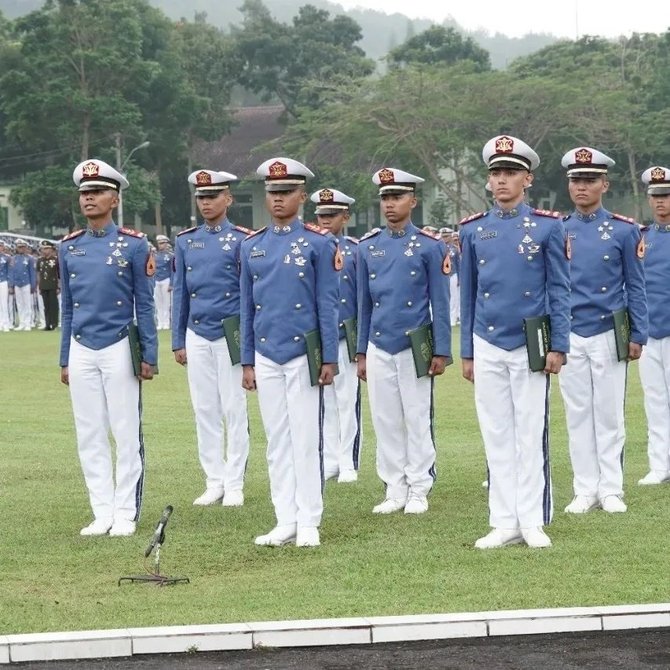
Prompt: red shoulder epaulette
<box><xmin>344</xmin><ymin>235</ymin><xmax>359</xmax><ymax>244</ymax></box>
<box><xmin>360</xmin><ymin>228</ymin><xmax>381</xmax><ymax>241</ymax></box>
<box><xmin>177</xmin><ymin>226</ymin><xmax>198</xmax><ymax>237</ymax></box>
<box><xmin>119</xmin><ymin>227</ymin><xmax>145</xmax><ymax>238</ymax></box>
<box><xmin>244</xmin><ymin>226</ymin><xmax>266</xmax><ymax>240</ymax></box>
<box><xmin>417</xmin><ymin>228</ymin><xmax>440</xmax><ymax>240</ymax></box>
<box><xmin>62</xmin><ymin>229</ymin><xmax>85</xmax><ymax>242</ymax></box>
<box><xmin>611</xmin><ymin>212</ymin><xmax>636</xmax><ymax>225</ymax></box>
<box><xmin>233</xmin><ymin>224</ymin><xmax>254</xmax><ymax>235</ymax></box>
<box><xmin>459</xmin><ymin>212</ymin><xmax>485</xmax><ymax>225</ymax></box>
<box><xmin>530</xmin><ymin>208</ymin><xmax>561</xmax><ymax>219</ymax></box>
<box><xmin>304</xmin><ymin>222</ymin><xmax>328</xmax><ymax>235</ymax></box>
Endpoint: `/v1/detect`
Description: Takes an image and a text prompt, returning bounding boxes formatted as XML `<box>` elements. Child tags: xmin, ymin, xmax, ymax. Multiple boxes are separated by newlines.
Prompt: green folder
<box><xmin>612</xmin><ymin>308</ymin><xmax>630</xmax><ymax>362</ymax></box>
<box><xmin>128</xmin><ymin>322</ymin><xmax>158</xmax><ymax>377</ymax></box>
<box><xmin>523</xmin><ymin>315</ymin><xmax>551</xmax><ymax>372</ymax></box>
<box><xmin>304</xmin><ymin>328</ymin><xmax>324</xmax><ymax>386</ymax></box>
<box><xmin>343</xmin><ymin>317</ymin><xmax>357</xmax><ymax>363</ymax></box>
<box><xmin>222</xmin><ymin>314</ymin><xmax>241</xmax><ymax>365</ymax></box>
<box><xmin>408</xmin><ymin>323</ymin><xmax>434</xmax><ymax>378</ymax></box>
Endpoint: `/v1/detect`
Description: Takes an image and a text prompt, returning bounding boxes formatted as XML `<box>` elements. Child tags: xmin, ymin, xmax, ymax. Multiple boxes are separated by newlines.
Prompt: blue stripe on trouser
<box><xmin>542</xmin><ymin>374</ymin><xmax>552</xmax><ymax>526</ymax></box>
<box><xmin>318</xmin><ymin>386</ymin><xmax>325</xmax><ymax>492</ymax></box>
<box><xmin>134</xmin><ymin>381</ymin><xmax>146</xmax><ymax>522</ymax></box>
<box><xmin>352</xmin><ymin>380</ymin><xmax>362</xmax><ymax>469</ymax></box>
<box><xmin>428</xmin><ymin>377</ymin><xmax>437</xmax><ymax>484</ymax></box>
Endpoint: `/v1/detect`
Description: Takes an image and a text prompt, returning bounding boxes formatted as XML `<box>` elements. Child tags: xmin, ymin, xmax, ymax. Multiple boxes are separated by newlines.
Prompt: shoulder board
<box><xmin>244</xmin><ymin>226</ymin><xmax>266</xmax><ymax>240</ymax></box>
<box><xmin>344</xmin><ymin>235</ymin><xmax>359</xmax><ymax>244</ymax></box>
<box><xmin>304</xmin><ymin>222</ymin><xmax>328</xmax><ymax>235</ymax></box>
<box><xmin>233</xmin><ymin>224</ymin><xmax>254</xmax><ymax>235</ymax></box>
<box><xmin>611</xmin><ymin>212</ymin><xmax>636</xmax><ymax>225</ymax></box>
<box><xmin>458</xmin><ymin>212</ymin><xmax>485</xmax><ymax>225</ymax></box>
<box><xmin>177</xmin><ymin>226</ymin><xmax>198</xmax><ymax>237</ymax></box>
<box><xmin>417</xmin><ymin>228</ymin><xmax>440</xmax><ymax>240</ymax></box>
<box><xmin>530</xmin><ymin>208</ymin><xmax>561</xmax><ymax>219</ymax></box>
<box><xmin>360</xmin><ymin>228</ymin><xmax>381</xmax><ymax>241</ymax></box>
<box><xmin>118</xmin><ymin>227</ymin><xmax>145</xmax><ymax>238</ymax></box>
<box><xmin>61</xmin><ymin>229</ymin><xmax>86</xmax><ymax>242</ymax></box>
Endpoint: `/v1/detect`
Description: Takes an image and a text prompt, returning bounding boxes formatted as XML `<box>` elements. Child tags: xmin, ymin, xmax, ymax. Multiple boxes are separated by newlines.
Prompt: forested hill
<box><xmin>0</xmin><ymin>0</ymin><xmax>558</xmax><ymax>69</ymax></box>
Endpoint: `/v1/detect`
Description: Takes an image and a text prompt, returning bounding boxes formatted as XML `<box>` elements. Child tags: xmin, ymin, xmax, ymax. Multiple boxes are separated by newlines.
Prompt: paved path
<box><xmin>14</xmin><ymin>629</ymin><xmax>670</xmax><ymax>669</ymax></box>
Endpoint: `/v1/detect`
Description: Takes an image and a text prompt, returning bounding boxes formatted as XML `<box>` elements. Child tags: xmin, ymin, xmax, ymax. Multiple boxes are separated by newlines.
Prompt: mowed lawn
<box><xmin>0</xmin><ymin>329</ymin><xmax>666</xmax><ymax>635</ymax></box>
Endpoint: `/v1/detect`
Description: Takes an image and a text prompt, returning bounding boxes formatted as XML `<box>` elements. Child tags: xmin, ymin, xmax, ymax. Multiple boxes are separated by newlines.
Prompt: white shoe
<box><xmin>193</xmin><ymin>487</ymin><xmax>225</xmax><ymax>505</ymax></box>
<box><xmin>404</xmin><ymin>494</ymin><xmax>428</xmax><ymax>514</ymax></box>
<box><xmin>255</xmin><ymin>524</ymin><xmax>297</xmax><ymax>546</ymax></box>
<box><xmin>600</xmin><ymin>495</ymin><xmax>627</xmax><ymax>513</ymax></box>
<box><xmin>222</xmin><ymin>490</ymin><xmax>244</xmax><ymax>507</ymax></box>
<box><xmin>80</xmin><ymin>519</ymin><xmax>113</xmax><ymax>536</ymax></box>
<box><xmin>337</xmin><ymin>469</ymin><xmax>358</xmax><ymax>483</ymax></box>
<box><xmin>474</xmin><ymin>528</ymin><xmax>523</xmax><ymax>549</ymax></box>
<box><xmin>324</xmin><ymin>469</ymin><xmax>339</xmax><ymax>481</ymax></box>
<box><xmin>564</xmin><ymin>495</ymin><xmax>600</xmax><ymax>514</ymax></box>
<box><xmin>638</xmin><ymin>471</ymin><xmax>670</xmax><ymax>486</ymax></box>
<box><xmin>372</xmin><ymin>497</ymin><xmax>407</xmax><ymax>514</ymax></box>
<box><xmin>296</xmin><ymin>526</ymin><xmax>320</xmax><ymax>547</ymax></box>
<box><xmin>521</xmin><ymin>527</ymin><xmax>552</xmax><ymax>548</ymax></box>
<box><xmin>109</xmin><ymin>519</ymin><xmax>136</xmax><ymax>537</ymax></box>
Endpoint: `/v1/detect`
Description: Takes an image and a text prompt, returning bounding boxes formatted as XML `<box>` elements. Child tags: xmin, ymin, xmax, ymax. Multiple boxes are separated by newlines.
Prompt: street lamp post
<box><xmin>114</xmin><ymin>134</ymin><xmax>150</xmax><ymax>227</ymax></box>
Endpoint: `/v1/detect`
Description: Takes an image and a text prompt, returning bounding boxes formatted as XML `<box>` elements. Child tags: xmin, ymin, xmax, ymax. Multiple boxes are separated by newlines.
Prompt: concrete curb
<box><xmin>2</xmin><ymin>603</ymin><xmax>670</xmax><ymax>664</ymax></box>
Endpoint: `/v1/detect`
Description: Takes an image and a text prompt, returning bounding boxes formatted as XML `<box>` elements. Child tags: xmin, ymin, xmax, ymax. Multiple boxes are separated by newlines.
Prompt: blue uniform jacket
<box><xmin>59</xmin><ymin>222</ymin><xmax>158</xmax><ymax>367</ymax></box>
<box><xmin>356</xmin><ymin>223</ymin><xmax>451</xmax><ymax>357</ymax></box>
<box><xmin>447</xmin><ymin>243</ymin><xmax>460</xmax><ymax>276</ymax></box>
<box><xmin>563</xmin><ymin>207</ymin><xmax>647</xmax><ymax>344</ymax></box>
<box><xmin>0</xmin><ymin>253</ymin><xmax>10</xmax><ymax>282</ymax></box>
<box><xmin>641</xmin><ymin>222</ymin><xmax>670</xmax><ymax>339</ymax></box>
<box><xmin>9</xmin><ymin>253</ymin><xmax>36</xmax><ymax>289</ymax></box>
<box><xmin>459</xmin><ymin>203</ymin><xmax>571</xmax><ymax>359</ymax></box>
<box><xmin>240</xmin><ymin>218</ymin><xmax>340</xmax><ymax>366</ymax></box>
<box><xmin>154</xmin><ymin>250</ymin><xmax>173</xmax><ymax>283</ymax></box>
<box><xmin>171</xmin><ymin>219</ymin><xmax>250</xmax><ymax>350</ymax></box>
<box><xmin>337</xmin><ymin>235</ymin><xmax>358</xmax><ymax>339</ymax></box>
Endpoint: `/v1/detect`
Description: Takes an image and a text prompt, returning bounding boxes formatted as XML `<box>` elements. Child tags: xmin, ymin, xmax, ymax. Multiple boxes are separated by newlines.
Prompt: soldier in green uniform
<box><xmin>36</xmin><ymin>241</ymin><xmax>60</xmax><ymax>330</ymax></box>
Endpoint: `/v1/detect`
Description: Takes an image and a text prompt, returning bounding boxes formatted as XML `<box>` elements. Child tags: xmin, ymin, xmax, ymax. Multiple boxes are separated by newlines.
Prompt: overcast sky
<box><xmin>335</xmin><ymin>0</ymin><xmax>670</xmax><ymax>39</ymax></box>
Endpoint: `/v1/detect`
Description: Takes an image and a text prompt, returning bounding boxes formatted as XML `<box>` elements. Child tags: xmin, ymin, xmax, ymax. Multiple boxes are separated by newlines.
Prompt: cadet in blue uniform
<box><xmin>559</xmin><ymin>147</ymin><xmax>647</xmax><ymax>514</ymax></box>
<box><xmin>60</xmin><ymin>159</ymin><xmax>158</xmax><ymax>537</ymax></box>
<box><xmin>440</xmin><ymin>227</ymin><xmax>461</xmax><ymax>326</ymax></box>
<box><xmin>636</xmin><ymin>166</ymin><xmax>670</xmax><ymax>485</ymax></box>
<box><xmin>357</xmin><ymin>168</ymin><xmax>451</xmax><ymax>515</ymax></box>
<box><xmin>0</xmin><ymin>241</ymin><xmax>10</xmax><ymax>331</ymax></box>
<box><xmin>8</xmin><ymin>239</ymin><xmax>36</xmax><ymax>331</ymax></box>
<box><xmin>460</xmin><ymin>135</ymin><xmax>571</xmax><ymax>549</ymax></box>
<box><xmin>310</xmin><ymin>187</ymin><xmax>362</xmax><ymax>483</ymax></box>
<box><xmin>240</xmin><ymin>157</ymin><xmax>340</xmax><ymax>548</ymax></box>
<box><xmin>154</xmin><ymin>234</ymin><xmax>173</xmax><ymax>330</ymax></box>
<box><xmin>172</xmin><ymin>169</ymin><xmax>251</xmax><ymax>507</ymax></box>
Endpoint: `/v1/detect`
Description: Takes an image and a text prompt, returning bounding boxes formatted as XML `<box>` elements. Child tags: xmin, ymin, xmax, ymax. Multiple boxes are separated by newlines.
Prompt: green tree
<box><xmin>387</xmin><ymin>25</ymin><xmax>491</xmax><ymax>71</ymax></box>
<box><xmin>231</xmin><ymin>1</ymin><xmax>374</xmax><ymax>120</ymax></box>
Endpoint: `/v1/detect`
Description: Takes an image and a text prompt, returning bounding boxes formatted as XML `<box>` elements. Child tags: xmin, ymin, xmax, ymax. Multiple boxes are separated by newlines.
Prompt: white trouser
<box><xmin>449</xmin><ymin>274</ymin><xmax>460</xmax><ymax>326</ymax></box>
<box><xmin>185</xmin><ymin>328</ymin><xmax>250</xmax><ymax>492</ymax></box>
<box><xmin>366</xmin><ymin>341</ymin><xmax>436</xmax><ymax>500</ymax></box>
<box><xmin>154</xmin><ymin>278</ymin><xmax>171</xmax><ymax>329</ymax></box>
<box><xmin>323</xmin><ymin>339</ymin><xmax>362</xmax><ymax>475</ymax></box>
<box><xmin>638</xmin><ymin>337</ymin><xmax>670</xmax><ymax>475</ymax></box>
<box><xmin>68</xmin><ymin>337</ymin><xmax>144</xmax><ymax>523</ymax></box>
<box><xmin>35</xmin><ymin>291</ymin><xmax>45</xmax><ymax>327</ymax></box>
<box><xmin>255</xmin><ymin>352</ymin><xmax>323</xmax><ymax>528</ymax></box>
<box><xmin>14</xmin><ymin>285</ymin><xmax>32</xmax><ymax>330</ymax></box>
<box><xmin>559</xmin><ymin>330</ymin><xmax>626</xmax><ymax>498</ymax></box>
<box><xmin>0</xmin><ymin>281</ymin><xmax>9</xmax><ymax>329</ymax></box>
<box><xmin>473</xmin><ymin>335</ymin><xmax>552</xmax><ymax>529</ymax></box>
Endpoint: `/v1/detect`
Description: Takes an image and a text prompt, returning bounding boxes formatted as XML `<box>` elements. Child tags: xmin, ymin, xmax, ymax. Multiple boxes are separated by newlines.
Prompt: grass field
<box><xmin>1</xmin><ymin>329</ymin><xmax>667</xmax><ymax>635</ymax></box>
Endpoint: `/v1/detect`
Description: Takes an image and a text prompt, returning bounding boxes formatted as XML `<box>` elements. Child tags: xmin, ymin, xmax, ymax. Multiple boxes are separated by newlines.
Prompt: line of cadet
<box><xmin>57</xmin><ymin>135</ymin><xmax>670</xmax><ymax>549</ymax></box>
